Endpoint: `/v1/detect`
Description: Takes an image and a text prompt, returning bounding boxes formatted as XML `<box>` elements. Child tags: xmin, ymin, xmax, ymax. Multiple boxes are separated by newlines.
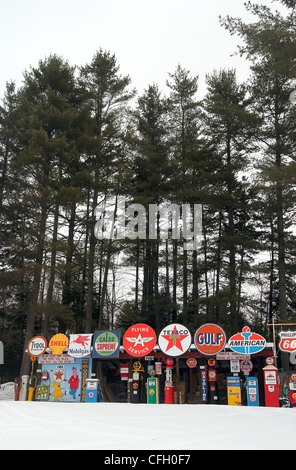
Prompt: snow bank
<box><xmin>0</xmin><ymin>400</ymin><xmax>295</xmax><ymax>450</ymax></box>
<box><xmin>0</xmin><ymin>382</ymin><xmax>295</xmax><ymax>450</ymax></box>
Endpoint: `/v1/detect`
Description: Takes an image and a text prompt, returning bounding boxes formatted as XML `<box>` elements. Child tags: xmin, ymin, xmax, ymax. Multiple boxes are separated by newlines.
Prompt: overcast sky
<box><xmin>0</xmin><ymin>0</ymin><xmax>287</xmax><ymax>100</ymax></box>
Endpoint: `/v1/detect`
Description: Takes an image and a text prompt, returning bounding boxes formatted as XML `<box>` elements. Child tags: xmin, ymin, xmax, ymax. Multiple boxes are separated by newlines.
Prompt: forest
<box><xmin>0</xmin><ymin>0</ymin><xmax>296</xmax><ymax>379</ymax></box>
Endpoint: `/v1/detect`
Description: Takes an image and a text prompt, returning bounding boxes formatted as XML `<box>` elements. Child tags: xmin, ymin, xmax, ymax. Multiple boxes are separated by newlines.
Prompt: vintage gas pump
<box><xmin>246</xmin><ymin>377</ymin><xmax>259</xmax><ymax>406</ymax></box>
<box><xmin>199</xmin><ymin>366</ymin><xmax>208</xmax><ymax>403</ymax></box>
<box><xmin>28</xmin><ymin>375</ymin><xmax>37</xmax><ymax>401</ymax></box>
<box><xmin>164</xmin><ymin>357</ymin><xmax>174</xmax><ymax>404</ymax></box>
<box><xmin>263</xmin><ymin>364</ymin><xmax>279</xmax><ymax>407</ymax></box>
<box><xmin>147</xmin><ymin>369</ymin><xmax>159</xmax><ymax>404</ymax></box>
<box><xmin>131</xmin><ymin>361</ymin><xmax>143</xmax><ymax>403</ymax></box>
<box><xmin>85</xmin><ymin>378</ymin><xmax>99</xmax><ymax>403</ymax></box>
<box><xmin>208</xmin><ymin>359</ymin><xmax>218</xmax><ymax>404</ymax></box>
<box><xmin>14</xmin><ymin>377</ymin><xmax>21</xmax><ymax>401</ymax></box>
<box><xmin>227</xmin><ymin>376</ymin><xmax>242</xmax><ymax>406</ymax></box>
<box><xmin>289</xmin><ymin>373</ymin><xmax>296</xmax><ymax>406</ymax></box>
<box><xmin>19</xmin><ymin>375</ymin><xmax>29</xmax><ymax>401</ymax></box>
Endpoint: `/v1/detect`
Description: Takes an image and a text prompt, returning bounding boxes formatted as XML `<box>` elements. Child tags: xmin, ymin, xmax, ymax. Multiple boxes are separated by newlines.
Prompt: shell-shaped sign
<box><xmin>48</xmin><ymin>333</ymin><xmax>69</xmax><ymax>355</ymax></box>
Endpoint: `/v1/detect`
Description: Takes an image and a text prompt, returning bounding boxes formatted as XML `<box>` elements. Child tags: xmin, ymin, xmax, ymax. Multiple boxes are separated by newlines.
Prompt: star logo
<box><xmin>161</xmin><ymin>325</ymin><xmax>188</xmax><ymax>352</ymax></box>
<box><xmin>158</xmin><ymin>323</ymin><xmax>192</xmax><ymax>357</ymax></box>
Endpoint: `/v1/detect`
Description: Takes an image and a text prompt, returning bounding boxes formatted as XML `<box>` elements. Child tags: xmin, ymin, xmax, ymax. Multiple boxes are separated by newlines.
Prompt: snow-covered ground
<box><xmin>0</xmin><ymin>382</ymin><xmax>295</xmax><ymax>450</ymax></box>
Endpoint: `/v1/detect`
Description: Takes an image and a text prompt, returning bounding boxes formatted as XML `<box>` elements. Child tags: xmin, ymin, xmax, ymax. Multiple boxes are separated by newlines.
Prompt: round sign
<box><xmin>208</xmin><ymin>358</ymin><xmax>216</xmax><ymax>367</ymax></box>
<box><xmin>164</xmin><ymin>357</ymin><xmax>174</xmax><ymax>369</ymax></box>
<box><xmin>194</xmin><ymin>324</ymin><xmax>226</xmax><ymax>356</ymax></box>
<box><xmin>93</xmin><ymin>331</ymin><xmax>120</xmax><ymax>357</ymax></box>
<box><xmin>158</xmin><ymin>323</ymin><xmax>191</xmax><ymax>357</ymax></box>
<box><xmin>266</xmin><ymin>356</ymin><xmax>275</xmax><ymax>365</ymax></box>
<box><xmin>27</xmin><ymin>336</ymin><xmax>47</xmax><ymax>357</ymax></box>
<box><xmin>186</xmin><ymin>358</ymin><xmax>197</xmax><ymax>368</ymax></box>
<box><xmin>240</xmin><ymin>360</ymin><xmax>253</xmax><ymax>373</ymax></box>
<box><xmin>123</xmin><ymin>323</ymin><xmax>156</xmax><ymax>357</ymax></box>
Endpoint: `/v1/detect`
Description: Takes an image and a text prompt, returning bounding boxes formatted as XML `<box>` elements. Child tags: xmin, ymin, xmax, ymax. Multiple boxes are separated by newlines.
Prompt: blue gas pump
<box><xmin>85</xmin><ymin>378</ymin><xmax>100</xmax><ymax>403</ymax></box>
<box><xmin>247</xmin><ymin>377</ymin><xmax>259</xmax><ymax>406</ymax></box>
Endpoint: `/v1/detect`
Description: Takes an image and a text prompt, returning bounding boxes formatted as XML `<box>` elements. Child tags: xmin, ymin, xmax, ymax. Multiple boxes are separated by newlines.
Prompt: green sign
<box><xmin>92</xmin><ymin>330</ymin><xmax>121</xmax><ymax>358</ymax></box>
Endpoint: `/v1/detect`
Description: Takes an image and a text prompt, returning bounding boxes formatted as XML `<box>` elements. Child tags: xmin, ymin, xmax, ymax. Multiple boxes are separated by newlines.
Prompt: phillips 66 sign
<box><xmin>279</xmin><ymin>331</ymin><xmax>296</xmax><ymax>352</ymax></box>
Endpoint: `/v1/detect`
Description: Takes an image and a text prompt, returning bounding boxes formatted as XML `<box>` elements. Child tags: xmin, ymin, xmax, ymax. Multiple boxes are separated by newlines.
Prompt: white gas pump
<box><xmin>19</xmin><ymin>375</ymin><xmax>29</xmax><ymax>401</ymax></box>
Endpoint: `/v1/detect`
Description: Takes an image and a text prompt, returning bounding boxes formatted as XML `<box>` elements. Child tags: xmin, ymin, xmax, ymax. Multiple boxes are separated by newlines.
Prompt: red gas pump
<box><xmin>263</xmin><ymin>365</ymin><xmax>279</xmax><ymax>407</ymax></box>
<box><xmin>163</xmin><ymin>358</ymin><xmax>174</xmax><ymax>404</ymax></box>
<box><xmin>14</xmin><ymin>377</ymin><xmax>21</xmax><ymax>401</ymax></box>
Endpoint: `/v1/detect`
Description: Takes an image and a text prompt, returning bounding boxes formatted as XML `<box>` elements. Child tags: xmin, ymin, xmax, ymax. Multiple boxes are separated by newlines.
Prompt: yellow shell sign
<box><xmin>48</xmin><ymin>333</ymin><xmax>69</xmax><ymax>355</ymax></box>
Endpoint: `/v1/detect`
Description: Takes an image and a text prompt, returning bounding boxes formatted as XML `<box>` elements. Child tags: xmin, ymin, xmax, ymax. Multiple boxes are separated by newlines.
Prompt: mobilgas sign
<box><xmin>68</xmin><ymin>334</ymin><xmax>93</xmax><ymax>358</ymax></box>
<box><xmin>194</xmin><ymin>324</ymin><xmax>226</xmax><ymax>356</ymax></box>
<box><xmin>228</xmin><ymin>326</ymin><xmax>266</xmax><ymax>355</ymax></box>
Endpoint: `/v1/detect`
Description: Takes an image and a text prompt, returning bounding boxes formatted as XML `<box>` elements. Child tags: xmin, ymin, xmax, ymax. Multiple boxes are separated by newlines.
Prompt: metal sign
<box><xmin>123</xmin><ymin>323</ymin><xmax>156</xmax><ymax>357</ymax></box>
<box><xmin>186</xmin><ymin>358</ymin><xmax>197</xmax><ymax>368</ymax></box>
<box><xmin>278</xmin><ymin>331</ymin><xmax>296</xmax><ymax>352</ymax></box>
<box><xmin>158</xmin><ymin>323</ymin><xmax>191</xmax><ymax>357</ymax></box>
<box><xmin>27</xmin><ymin>336</ymin><xmax>47</xmax><ymax>357</ymax></box>
<box><xmin>194</xmin><ymin>323</ymin><xmax>226</xmax><ymax>356</ymax></box>
<box><xmin>228</xmin><ymin>326</ymin><xmax>266</xmax><ymax>355</ymax></box>
<box><xmin>68</xmin><ymin>334</ymin><xmax>93</xmax><ymax>358</ymax></box>
<box><xmin>48</xmin><ymin>333</ymin><xmax>69</xmax><ymax>355</ymax></box>
<box><xmin>92</xmin><ymin>330</ymin><xmax>120</xmax><ymax>358</ymax></box>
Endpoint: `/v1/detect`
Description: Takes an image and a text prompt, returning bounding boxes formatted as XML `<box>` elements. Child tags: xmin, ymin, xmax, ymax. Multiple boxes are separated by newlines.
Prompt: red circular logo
<box><xmin>123</xmin><ymin>323</ymin><xmax>156</xmax><ymax>357</ymax></box>
<box><xmin>194</xmin><ymin>324</ymin><xmax>226</xmax><ymax>356</ymax></box>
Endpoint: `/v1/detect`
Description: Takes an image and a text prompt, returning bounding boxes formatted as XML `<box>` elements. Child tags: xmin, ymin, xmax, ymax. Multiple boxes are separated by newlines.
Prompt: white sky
<box><xmin>0</xmin><ymin>0</ymin><xmax>287</xmax><ymax>100</ymax></box>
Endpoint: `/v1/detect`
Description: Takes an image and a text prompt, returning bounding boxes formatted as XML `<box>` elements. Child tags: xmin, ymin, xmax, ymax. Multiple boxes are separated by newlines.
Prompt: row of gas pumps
<box><xmin>14</xmin><ymin>353</ymin><xmax>285</xmax><ymax>407</ymax></box>
<box><xmin>124</xmin><ymin>357</ymin><xmax>283</xmax><ymax>407</ymax></box>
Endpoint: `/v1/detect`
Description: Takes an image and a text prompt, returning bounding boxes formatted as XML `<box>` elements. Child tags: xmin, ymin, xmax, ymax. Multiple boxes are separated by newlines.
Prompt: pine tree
<box><xmin>202</xmin><ymin>69</ymin><xmax>259</xmax><ymax>333</ymax></box>
<box><xmin>221</xmin><ymin>0</ymin><xmax>296</xmax><ymax>365</ymax></box>
<box><xmin>78</xmin><ymin>49</ymin><xmax>135</xmax><ymax>332</ymax></box>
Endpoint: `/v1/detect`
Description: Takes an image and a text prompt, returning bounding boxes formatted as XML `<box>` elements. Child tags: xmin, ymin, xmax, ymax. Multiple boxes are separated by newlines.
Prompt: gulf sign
<box><xmin>228</xmin><ymin>326</ymin><xmax>266</xmax><ymax>355</ymax></box>
<box><xmin>194</xmin><ymin>324</ymin><xmax>226</xmax><ymax>356</ymax></box>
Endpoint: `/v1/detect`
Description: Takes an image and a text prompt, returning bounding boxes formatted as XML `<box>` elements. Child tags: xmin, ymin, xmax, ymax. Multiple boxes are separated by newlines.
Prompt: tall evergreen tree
<box><xmin>221</xmin><ymin>0</ymin><xmax>296</xmax><ymax>365</ymax></box>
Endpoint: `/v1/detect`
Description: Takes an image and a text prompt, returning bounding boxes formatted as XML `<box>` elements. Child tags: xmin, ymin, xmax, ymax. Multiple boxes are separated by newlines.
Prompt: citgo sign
<box><xmin>194</xmin><ymin>324</ymin><xmax>226</xmax><ymax>356</ymax></box>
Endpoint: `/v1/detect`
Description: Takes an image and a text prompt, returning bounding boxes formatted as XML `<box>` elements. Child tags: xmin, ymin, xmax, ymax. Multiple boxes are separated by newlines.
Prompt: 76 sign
<box><xmin>279</xmin><ymin>332</ymin><xmax>296</xmax><ymax>352</ymax></box>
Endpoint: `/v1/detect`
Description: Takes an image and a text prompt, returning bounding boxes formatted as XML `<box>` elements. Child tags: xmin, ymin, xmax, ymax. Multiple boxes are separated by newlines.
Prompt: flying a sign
<box><xmin>123</xmin><ymin>323</ymin><xmax>156</xmax><ymax>357</ymax></box>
